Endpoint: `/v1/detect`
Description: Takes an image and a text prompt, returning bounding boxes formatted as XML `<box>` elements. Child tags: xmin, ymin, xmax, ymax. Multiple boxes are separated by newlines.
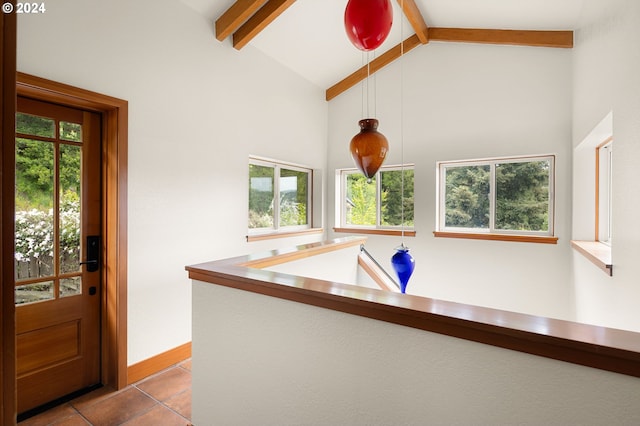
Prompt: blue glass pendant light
<box><xmin>391</xmin><ymin>244</ymin><xmax>415</xmax><ymax>293</ymax></box>
<box><xmin>390</xmin><ymin>0</ymin><xmax>415</xmax><ymax>294</ymax></box>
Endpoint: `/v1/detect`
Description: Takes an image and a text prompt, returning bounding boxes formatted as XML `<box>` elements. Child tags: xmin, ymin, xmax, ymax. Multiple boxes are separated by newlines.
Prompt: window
<box><xmin>596</xmin><ymin>139</ymin><xmax>612</xmax><ymax>245</ymax></box>
<box><xmin>436</xmin><ymin>155</ymin><xmax>555</xmax><ymax>241</ymax></box>
<box><xmin>570</xmin><ymin>113</ymin><xmax>613</xmax><ymax>275</ymax></box>
<box><xmin>336</xmin><ymin>165</ymin><xmax>414</xmax><ymax>234</ymax></box>
<box><xmin>248</xmin><ymin>157</ymin><xmax>311</xmax><ymax>234</ymax></box>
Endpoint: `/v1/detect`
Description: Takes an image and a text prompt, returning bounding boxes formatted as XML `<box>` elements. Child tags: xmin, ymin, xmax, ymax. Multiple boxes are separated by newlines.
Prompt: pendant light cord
<box><xmin>363</xmin><ymin>50</ymin><xmax>379</xmax><ymax>119</ymax></box>
<box><xmin>366</xmin><ymin>52</ymin><xmax>370</xmax><ymax>117</ymax></box>
<box><xmin>372</xmin><ymin>50</ymin><xmax>377</xmax><ymax>118</ymax></box>
<box><xmin>400</xmin><ymin>0</ymin><xmax>406</xmax><ymax>246</ymax></box>
<box><xmin>361</xmin><ymin>51</ymin><xmax>365</xmax><ymax>118</ymax></box>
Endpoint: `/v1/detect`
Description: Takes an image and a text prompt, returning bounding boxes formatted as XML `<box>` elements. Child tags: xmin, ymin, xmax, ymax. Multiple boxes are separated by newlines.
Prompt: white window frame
<box><xmin>596</xmin><ymin>140</ymin><xmax>612</xmax><ymax>245</ymax></box>
<box><xmin>248</xmin><ymin>156</ymin><xmax>312</xmax><ymax>235</ymax></box>
<box><xmin>436</xmin><ymin>154</ymin><xmax>555</xmax><ymax>237</ymax></box>
<box><xmin>336</xmin><ymin>164</ymin><xmax>415</xmax><ymax>231</ymax></box>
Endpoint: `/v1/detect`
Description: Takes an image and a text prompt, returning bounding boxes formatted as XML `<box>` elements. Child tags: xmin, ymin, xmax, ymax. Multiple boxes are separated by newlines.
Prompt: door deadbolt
<box><xmin>80</xmin><ymin>235</ymin><xmax>100</xmax><ymax>272</ymax></box>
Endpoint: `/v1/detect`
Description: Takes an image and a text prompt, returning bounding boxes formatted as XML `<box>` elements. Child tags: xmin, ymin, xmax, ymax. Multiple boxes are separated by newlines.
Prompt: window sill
<box><xmin>247</xmin><ymin>228</ymin><xmax>323</xmax><ymax>242</ymax></box>
<box><xmin>433</xmin><ymin>231</ymin><xmax>558</xmax><ymax>244</ymax></box>
<box><xmin>334</xmin><ymin>228</ymin><xmax>416</xmax><ymax>237</ymax></box>
<box><xmin>571</xmin><ymin>240</ymin><xmax>612</xmax><ymax>276</ymax></box>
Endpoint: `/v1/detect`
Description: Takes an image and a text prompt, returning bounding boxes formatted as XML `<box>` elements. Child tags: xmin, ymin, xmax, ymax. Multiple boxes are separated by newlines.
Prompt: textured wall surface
<box><xmin>193</xmin><ymin>281</ymin><xmax>640</xmax><ymax>425</ymax></box>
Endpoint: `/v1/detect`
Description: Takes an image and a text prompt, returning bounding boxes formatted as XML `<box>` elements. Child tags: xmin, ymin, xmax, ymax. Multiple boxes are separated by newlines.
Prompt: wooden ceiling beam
<box><xmin>326</xmin><ymin>28</ymin><xmax>573</xmax><ymax>101</ymax></box>
<box><xmin>428</xmin><ymin>28</ymin><xmax>574</xmax><ymax>48</ymax></box>
<box><xmin>215</xmin><ymin>0</ymin><xmax>268</xmax><ymax>41</ymax></box>
<box><xmin>326</xmin><ymin>34</ymin><xmax>422</xmax><ymax>101</ymax></box>
<box><xmin>233</xmin><ymin>0</ymin><xmax>296</xmax><ymax>50</ymax></box>
<box><xmin>397</xmin><ymin>0</ymin><xmax>429</xmax><ymax>44</ymax></box>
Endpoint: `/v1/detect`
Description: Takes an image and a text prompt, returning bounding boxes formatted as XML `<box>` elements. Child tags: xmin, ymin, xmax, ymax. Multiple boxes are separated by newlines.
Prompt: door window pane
<box><xmin>15</xmin><ymin>281</ymin><xmax>54</xmax><ymax>305</ymax></box>
<box><xmin>59</xmin><ymin>144</ymin><xmax>82</xmax><ymax>273</ymax></box>
<box><xmin>279</xmin><ymin>168</ymin><xmax>308</xmax><ymax>227</ymax></box>
<box><xmin>249</xmin><ymin>164</ymin><xmax>274</xmax><ymax>229</ymax></box>
<box><xmin>495</xmin><ymin>160</ymin><xmax>550</xmax><ymax>232</ymax></box>
<box><xmin>60</xmin><ymin>121</ymin><xmax>82</xmax><ymax>142</ymax></box>
<box><xmin>16</xmin><ymin>113</ymin><xmax>55</xmax><ymax>138</ymax></box>
<box><xmin>345</xmin><ymin>173</ymin><xmax>377</xmax><ymax>226</ymax></box>
<box><xmin>60</xmin><ymin>277</ymin><xmax>82</xmax><ymax>298</ymax></box>
<box><xmin>15</xmin><ymin>138</ymin><xmax>55</xmax><ymax>280</ymax></box>
<box><xmin>444</xmin><ymin>165</ymin><xmax>490</xmax><ymax>229</ymax></box>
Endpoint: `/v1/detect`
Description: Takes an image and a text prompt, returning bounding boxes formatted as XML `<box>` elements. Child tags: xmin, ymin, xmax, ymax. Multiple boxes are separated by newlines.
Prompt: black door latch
<box><xmin>79</xmin><ymin>235</ymin><xmax>100</xmax><ymax>272</ymax></box>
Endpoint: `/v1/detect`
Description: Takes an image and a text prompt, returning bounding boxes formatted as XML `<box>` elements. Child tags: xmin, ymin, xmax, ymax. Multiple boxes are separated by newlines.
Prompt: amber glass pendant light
<box><xmin>349</xmin><ymin>118</ymin><xmax>388</xmax><ymax>179</ymax></box>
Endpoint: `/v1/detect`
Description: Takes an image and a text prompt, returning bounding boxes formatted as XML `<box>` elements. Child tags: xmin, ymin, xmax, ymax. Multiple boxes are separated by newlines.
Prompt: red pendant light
<box><xmin>350</xmin><ymin>118</ymin><xmax>389</xmax><ymax>179</ymax></box>
<box><xmin>344</xmin><ymin>0</ymin><xmax>393</xmax><ymax>51</ymax></box>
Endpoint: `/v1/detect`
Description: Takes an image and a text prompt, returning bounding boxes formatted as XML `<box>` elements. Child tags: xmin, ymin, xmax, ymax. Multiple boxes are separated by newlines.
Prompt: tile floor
<box><xmin>19</xmin><ymin>360</ymin><xmax>192</xmax><ymax>426</ymax></box>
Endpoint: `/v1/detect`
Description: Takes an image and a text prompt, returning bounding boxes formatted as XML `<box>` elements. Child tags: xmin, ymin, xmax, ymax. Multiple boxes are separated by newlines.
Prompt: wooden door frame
<box><xmin>15</xmin><ymin>73</ymin><xmax>129</xmax><ymax>393</ymax></box>
<box><xmin>1</xmin><ymin>4</ymin><xmax>18</xmax><ymax>424</ymax></box>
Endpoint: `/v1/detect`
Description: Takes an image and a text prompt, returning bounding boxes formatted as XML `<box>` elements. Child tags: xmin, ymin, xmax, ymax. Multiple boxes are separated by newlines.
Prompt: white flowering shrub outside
<box><xmin>15</xmin><ymin>193</ymin><xmax>80</xmax><ymax>281</ymax></box>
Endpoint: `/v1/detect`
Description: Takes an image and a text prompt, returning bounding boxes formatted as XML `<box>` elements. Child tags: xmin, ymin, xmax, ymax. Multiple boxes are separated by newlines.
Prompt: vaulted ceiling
<box><xmin>178</xmin><ymin>0</ymin><xmax>584</xmax><ymax>100</ymax></box>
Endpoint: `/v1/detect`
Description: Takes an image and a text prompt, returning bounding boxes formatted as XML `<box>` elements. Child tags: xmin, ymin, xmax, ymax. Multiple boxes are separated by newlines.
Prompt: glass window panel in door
<box><xmin>60</xmin><ymin>121</ymin><xmax>82</xmax><ymax>142</ymax></box>
<box><xmin>59</xmin><ymin>144</ymin><xmax>82</xmax><ymax>274</ymax></box>
<box><xmin>16</xmin><ymin>113</ymin><xmax>55</xmax><ymax>138</ymax></box>
<box><xmin>60</xmin><ymin>277</ymin><xmax>82</xmax><ymax>298</ymax></box>
<box><xmin>15</xmin><ymin>138</ymin><xmax>55</xmax><ymax>280</ymax></box>
<box><xmin>15</xmin><ymin>281</ymin><xmax>54</xmax><ymax>305</ymax></box>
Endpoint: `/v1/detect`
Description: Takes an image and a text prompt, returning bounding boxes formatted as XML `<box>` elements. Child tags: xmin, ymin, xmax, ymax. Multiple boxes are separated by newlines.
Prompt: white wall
<box><xmin>193</xmin><ymin>281</ymin><xmax>640</xmax><ymax>425</ymax></box>
<box><xmin>328</xmin><ymin>41</ymin><xmax>575</xmax><ymax>321</ymax></box>
<box><xmin>572</xmin><ymin>0</ymin><xmax>640</xmax><ymax>331</ymax></box>
<box><xmin>17</xmin><ymin>0</ymin><xmax>328</xmax><ymax>364</ymax></box>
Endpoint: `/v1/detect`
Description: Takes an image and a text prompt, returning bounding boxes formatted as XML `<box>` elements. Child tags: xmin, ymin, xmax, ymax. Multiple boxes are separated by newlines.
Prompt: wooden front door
<box><xmin>15</xmin><ymin>96</ymin><xmax>101</xmax><ymax>414</ymax></box>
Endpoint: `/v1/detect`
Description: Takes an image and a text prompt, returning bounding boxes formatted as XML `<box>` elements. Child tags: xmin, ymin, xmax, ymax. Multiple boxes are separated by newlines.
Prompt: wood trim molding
<box><xmin>17</xmin><ymin>73</ymin><xmax>129</xmax><ymax>390</ymax></box>
<box><xmin>216</xmin><ymin>0</ymin><xmax>268</xmax><ymax>41</ymax></box>
<box><xmin>571</xmin><ymin>240</ymin><xmax>612</xmax><ymax>276</ymax></box>
<box><xmin>595</xmin><ymin>136</ymin><xmax>613</xmax><ymax>241</ymax></box>
<box><xmin>1</xmin><ymin>5</ymin><xmax>17</xmax><ymax>424</ymax></box>
<box><xmin>187</xmin><ymin>237</ymin><xmax>640</xmax><ymax>379</ymax></box>
<box><xmin>233</xmin><ymin>0</ymin><xmax>296</xmax><ymax>50</ymax></box>
<box><xmin>246</xmin><ymin>227</ymin><xmax>323</xmax><ymax>242</ymax></box>
<box><xmin>595</xmin><ymin>144</ymin><xmax>600</xmax><ymax>241</ymax></box>
<box><xmin>127</xmin><ymin>342</ymin><xmax>192</xmax><ymax>385</ymax></box>
<box><xmin>433</xmin><ymin>231</ymin><xmax>558</xmax><ymax>244</ymax></box>
<box><xmin>239</xmin><ymin>236</ymin><xmax>366</xmax><ymax>269</ymax></box>
<box><xmin>334</xmin><ymin>228</ymin><xmax>416</xmax><ymax>237</ymax></box>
